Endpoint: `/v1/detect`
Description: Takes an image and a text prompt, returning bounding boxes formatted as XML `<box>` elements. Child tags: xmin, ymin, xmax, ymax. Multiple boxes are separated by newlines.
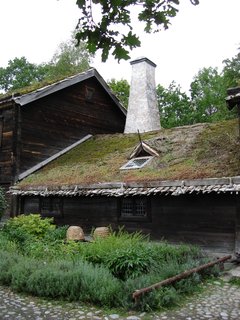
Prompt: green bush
<box><xmin>78</xmin><ymin>228</ymin><xmax>149</xmax><ymax>265</ymax></box>
<box><xmin>0</xmin><ymin>187</ymin><xmax>7</xmax><ymax>220</ymax></box>
<box><xmin>24</xmin><ymin>239</ymin><xmax>81</xmax><ymax>260</ymax></box>
<box><xmin>44</xmin><ymin>225</ymin><xmax>68</xmax><ymax>242</ymax></box>
<box><xmin>2</xmin><ymin>214</ymin><xmax>56</xmax><ymax>246</ymax></box>
<box><xmin>11</xmin><ymin>257</ymin><xmax>40</xmax><ymax>292</ymax></box>
<box><xmin>0</xmin><ymin>250</ymin><xmax>19</xmax><ymax>285</ymax></box>
<box><xmin>148</xmin><ymin>241</ymin><xmax>201</xmax><ymax>266</ymax></box>
<box><xmin>0</xmin><ymin>232</ymin><xmax>18</xmax><ymax>252</ymax></box>
<box><xmin>0</xmin><ymin>249</ymin><xmax>122</xmax><ymax>308</ymax></box>
<box><xmin>106</xmin><ymin>246</ymin><xmax>153</xmax><ymax>280</ymax></box>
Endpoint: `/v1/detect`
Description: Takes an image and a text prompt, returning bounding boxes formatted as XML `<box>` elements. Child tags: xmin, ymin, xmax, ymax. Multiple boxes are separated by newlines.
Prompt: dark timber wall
<box><xmin>0</xmin><ymin>77</ymin><xmax>126</xmax><ymax>189</ymax></box>
<box><xmin>21</xmin><ymin>193</ymin><xmax>237</xmax><ymax>252</ymax></box>
<box><xmin>0</xmin><ymin>102</ymin><xmax>15</xmax><ymax>188</ymax></box>
<box><xmin>19</xmin><ymin>78</ymin><xmax>125</xmax><ymax>174</ymax></box>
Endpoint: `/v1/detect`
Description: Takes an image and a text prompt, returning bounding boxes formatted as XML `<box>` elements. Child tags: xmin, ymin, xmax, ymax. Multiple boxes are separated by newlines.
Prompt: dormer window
<box><xmin>120</xmin><ymin>139</ymin><xmax>159</xmax><ymax>170</ymax></box>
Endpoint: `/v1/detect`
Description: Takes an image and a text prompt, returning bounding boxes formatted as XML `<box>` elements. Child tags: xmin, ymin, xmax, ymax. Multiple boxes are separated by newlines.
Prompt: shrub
<box><xmin>11</xmin><ymin>257</ymin><xmax>40</xmax><ymax>292</ymax></box>
<box><xmin>26</xmin><ymin>259</ymin><xmax>122</xmax><ymax>307</ymax></box>
<box><xmin>44</xmin><ymin>225</ymin><xmax>68</xmax><ymax>242</ymax></box>
<box><xmin>0</xmin><ymin>232</ymin><xmax>18</xmax><ymax>252</ymax></box>
<box><xmin>79</xmin><ymin>228</ymin><xmax>149</xmax><ymax>265</ymax></box>
<box><xmin>0</xmin><ymin>187</ymin><xmax>7</xmax><ymax>220</ymax></box>
<box><xmin>106</xmin><ymin>246</ymin><xmax>153</xmax><ymax>280</ymax></box>
<box><xmin>2</xmin><ymin>214</ymin><xmax>56</xmax><ymax>247</ymax></box>
<box><xmin>0</xmin><ymin>250</ymin><xmax>19</xmax><ymax>285</ymax></box>
<box><xmin>148</xmin><ymin>241</ymin><xmax>201</xmax><ymax>267</ymax></box>
<box><xmin>24</xmin><ymin>239</ymin><xmax>81</xmax><ymax>260</ymax></box>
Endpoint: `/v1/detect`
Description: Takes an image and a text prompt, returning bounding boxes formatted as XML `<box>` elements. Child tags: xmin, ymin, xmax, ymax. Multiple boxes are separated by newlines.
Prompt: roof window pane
<box><xmin>120</xmin><ymin>156</ymin><xmax>152</xmax><ymax>170</ymax></box>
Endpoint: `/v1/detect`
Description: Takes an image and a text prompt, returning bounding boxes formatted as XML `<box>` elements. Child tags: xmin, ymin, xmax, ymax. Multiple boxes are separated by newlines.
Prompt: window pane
<box><xmin>41</xmin><ymin>198</ymin><xmax>51</xmax><ymax>211</ymax></box>
<box><xmin>121</xmin><ymin>198</ymin><xmax>134</xmax><ymax>217</ymax></box>
<box><xmin>52</xmin><ymin>198</ymin><xmax>61</xmax><ymax>211</ymax></box>
<box><xmin>135</xmin><ymin>198</ymin><xmax>147</xmax><ymax>217</ymax></box>
<box><xmin>120</xmin><ymin>197</ymin><xmax>148</xmax><ymax>220</ymax></box>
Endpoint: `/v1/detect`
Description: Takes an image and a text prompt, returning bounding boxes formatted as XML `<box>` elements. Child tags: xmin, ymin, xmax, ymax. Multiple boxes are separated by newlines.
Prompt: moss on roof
<box><xmin>0</xmin><ymin>71</ymin><xmax>89</xmax><ymax>101</ymax></box>
<box><xmin>18</xmin><ymin>119</ymin><xmax>240</xmax><ymax>188</ymax></box>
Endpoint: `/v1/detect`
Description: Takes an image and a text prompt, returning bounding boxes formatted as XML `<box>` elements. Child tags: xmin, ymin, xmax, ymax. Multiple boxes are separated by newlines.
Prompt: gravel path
<box><xmin>0</xmin><ymin>280</ymin><xmax>240</xmax><ymax>319</ymax></box>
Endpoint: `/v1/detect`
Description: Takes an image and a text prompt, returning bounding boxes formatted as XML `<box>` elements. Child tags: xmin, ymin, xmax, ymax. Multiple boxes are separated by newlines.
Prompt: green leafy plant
<box><xmin>106</xmin><ymin>246</ymin><xmax>153</xmax><ymax>280</ymax></box>
<box><xmin>3</xmin><ymin>214</ymin><xmax>55</xmax><ymax>239</ymax></box>
<box><xmin>76</xmin><ymin>0</ymin><xmax>199</xmax><ymax>61</ymax></box>
<box><xmin>43</xmin><ymin>225</ymin><xmax>68</xmax><ymax>242</ymax></box>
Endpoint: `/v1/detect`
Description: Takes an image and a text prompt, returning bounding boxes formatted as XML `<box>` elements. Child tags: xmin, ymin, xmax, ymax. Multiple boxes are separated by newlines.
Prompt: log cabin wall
<box><xmin>21</xmin><ymin>192</ymin><xmax>237</xmax><ymax>252</ymax></box>
<box><xmin>19</xmin><ymin>78</ymin><xmax>126</xmax><ymax>173</ymax></box>
<box><xmin>21</xmin><ymin>196</ymin><xmax>119</xmax><ymax>233</ymax></box>
<box><xmin>0</xmin><ymin>103</ymin><xmax>15</xmax><ymax>188</ymax></box>
<box><xmin>150</xmin><ymin>194</ymin><xmax>236</xmax><ymax>253</ymax></box>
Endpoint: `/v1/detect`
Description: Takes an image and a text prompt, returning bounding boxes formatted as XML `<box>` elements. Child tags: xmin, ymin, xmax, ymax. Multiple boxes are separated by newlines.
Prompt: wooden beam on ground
<box><xmin>132</xmin><ymin>255</ymin><xmax>232</xmax><ymax>302</ymax></box>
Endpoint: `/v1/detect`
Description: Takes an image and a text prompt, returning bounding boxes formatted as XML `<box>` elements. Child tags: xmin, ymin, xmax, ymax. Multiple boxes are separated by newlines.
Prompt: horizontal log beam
<box><xmin>132</xmin><ymin>255</ymin><xmax>232</xmax><ymax>302</ymax></box>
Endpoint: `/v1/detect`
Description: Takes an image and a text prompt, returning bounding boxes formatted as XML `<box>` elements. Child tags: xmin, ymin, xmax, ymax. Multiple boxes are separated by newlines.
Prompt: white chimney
<box><xmin>124</xmin><ymin>57</ymin><xmax>161</xmax><ymax>133</ymax></box>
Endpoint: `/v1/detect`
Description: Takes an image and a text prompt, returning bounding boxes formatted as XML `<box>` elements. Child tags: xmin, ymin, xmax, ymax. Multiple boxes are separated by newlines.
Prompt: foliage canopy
<box><xmin>75</xmin><ymin>0</ymin><xmax>199</xmax><ymax>61</ymax></box>
<box><xmin>0</xmin><ymin>33</ymin><xmax>91</xmax><ymax>94</ymax></box>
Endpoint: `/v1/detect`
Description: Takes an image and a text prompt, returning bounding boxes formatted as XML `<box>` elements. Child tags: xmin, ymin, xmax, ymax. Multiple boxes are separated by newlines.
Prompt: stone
<box><xmin>109</xmin><ymin>314</ymin><xmax>120</xmax><ymax>319</ymax></box>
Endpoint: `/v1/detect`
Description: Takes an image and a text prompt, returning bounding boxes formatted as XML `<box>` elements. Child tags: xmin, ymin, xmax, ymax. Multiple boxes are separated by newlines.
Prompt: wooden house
<box><xmin>6</xmin><ymin>59</ymin><xmax>240</xmax><ymax>253</ymax></box>
<box><xmin>10</xmin><ymin>119</ymin><xmax>240</xmax><ymax>253</ymax></box>
<box><xmin>0</xmin><ymin>68</ymin><xmax>126</xmax><ymax>191</ymax></box>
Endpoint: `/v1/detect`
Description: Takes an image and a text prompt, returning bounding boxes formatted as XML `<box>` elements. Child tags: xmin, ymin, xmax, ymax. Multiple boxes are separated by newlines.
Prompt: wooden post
<box><xmin>9</xmin><ymin>195</ymin><xmax>19</xmax><ymax>218</ymax></box>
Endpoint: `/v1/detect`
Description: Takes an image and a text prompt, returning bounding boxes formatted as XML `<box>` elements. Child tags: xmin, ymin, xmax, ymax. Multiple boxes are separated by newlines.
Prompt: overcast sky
<box><xmin>0</xmin><ymin>0</ymin><xmax>239</xmax><ymax>92</ymax></box>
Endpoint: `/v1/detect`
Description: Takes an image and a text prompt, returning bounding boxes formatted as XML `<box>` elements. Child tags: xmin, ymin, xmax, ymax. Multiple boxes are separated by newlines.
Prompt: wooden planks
<box><xmin>0</xmin><ymin>107</ymin><xmax>14</xmax><ymax>186</ymax></box>
<box><xmin>19</xmin><ymin>77</ymin><xmax>125</xmax><ymax>174</ymax></box>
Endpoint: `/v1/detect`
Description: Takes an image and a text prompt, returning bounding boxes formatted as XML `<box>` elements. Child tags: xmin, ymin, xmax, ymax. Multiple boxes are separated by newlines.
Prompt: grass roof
<box><xmin>18</xmin><ymin>119</ymin><xmax>240</xmax><ymax>188</ymax></box>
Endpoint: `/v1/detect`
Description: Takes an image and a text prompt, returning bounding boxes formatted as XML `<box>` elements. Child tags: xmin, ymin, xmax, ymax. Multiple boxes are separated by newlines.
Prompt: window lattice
<box><xmin>121</xmin><ymin>198</ymin><xmax>148</xmax><ymax>219</ymax></box>
<box><xmin>135</xmin><ymin>198</ymin><xmax>147</xmax><ymax>217</ymax></box>
<box><xmin>41</xmin><ymin>198</ymin><xmax>62</xmax><ymax>216</ymax></box>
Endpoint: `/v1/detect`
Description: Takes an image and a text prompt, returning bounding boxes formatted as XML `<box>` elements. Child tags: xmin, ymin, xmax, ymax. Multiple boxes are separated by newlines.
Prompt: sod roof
<box><xmin>17</xmin><ymin>119</ymin><xmax>240</xmax><ymax>189</ymax></box>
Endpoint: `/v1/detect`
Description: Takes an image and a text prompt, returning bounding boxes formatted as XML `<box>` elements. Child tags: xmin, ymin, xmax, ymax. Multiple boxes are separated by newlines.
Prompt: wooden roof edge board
<box><xmin>226</xmin><ymin>86</ymin><xmax>240</xmax><ymax>96</ymax></box>
<box><xmin>8</xmin><ymin>68</ymin><xmax>126</xmax><ymax>116</ymax></box>
<box><xmin>0</xmin><ymin>96</ymin><xmax>13</xmax><ymax>105</ymax></box>
<box><xmin>13</xmin><ymin>69</ymin><xmax>96</xmax><ymax>106</ymax></box>
<box><xmin>17</xmin><ymin>134</ymin><xmax>93</xmax><ymax>181</ymax></box>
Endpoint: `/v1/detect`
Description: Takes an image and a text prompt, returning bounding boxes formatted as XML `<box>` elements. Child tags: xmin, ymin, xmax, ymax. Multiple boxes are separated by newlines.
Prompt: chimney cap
<box><xmin>130</xmin><ymin>56</ymin><xmax>156</xmax><ymax>68</ymax></box>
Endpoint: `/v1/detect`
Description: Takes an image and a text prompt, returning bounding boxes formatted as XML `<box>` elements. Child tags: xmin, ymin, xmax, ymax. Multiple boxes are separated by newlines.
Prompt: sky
<box><xmin>0</xmin><ymin>0</ymin><xmax>240</xmax><ymax>92</ymax></box>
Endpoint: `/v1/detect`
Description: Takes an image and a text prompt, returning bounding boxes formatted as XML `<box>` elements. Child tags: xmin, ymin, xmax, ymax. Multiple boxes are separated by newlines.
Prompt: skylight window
<box><xmin>120</xmin><ymin>156</ymin><xmax>152</xmax><ymax>170</ymax></box>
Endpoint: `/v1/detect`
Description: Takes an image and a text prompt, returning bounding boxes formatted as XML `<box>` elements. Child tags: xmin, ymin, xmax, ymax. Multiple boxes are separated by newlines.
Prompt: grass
<box><xmin>18</xmin><ymin>118</ymin><xmax>240</xmax><ymax>188</ymax></box>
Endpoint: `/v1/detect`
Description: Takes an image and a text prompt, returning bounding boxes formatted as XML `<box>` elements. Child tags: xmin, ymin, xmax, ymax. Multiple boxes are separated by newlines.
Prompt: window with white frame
<box><xmin>120</xmin><ymin>156</ymin><xmax>153</xmax><ymax>170</ymax></box>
